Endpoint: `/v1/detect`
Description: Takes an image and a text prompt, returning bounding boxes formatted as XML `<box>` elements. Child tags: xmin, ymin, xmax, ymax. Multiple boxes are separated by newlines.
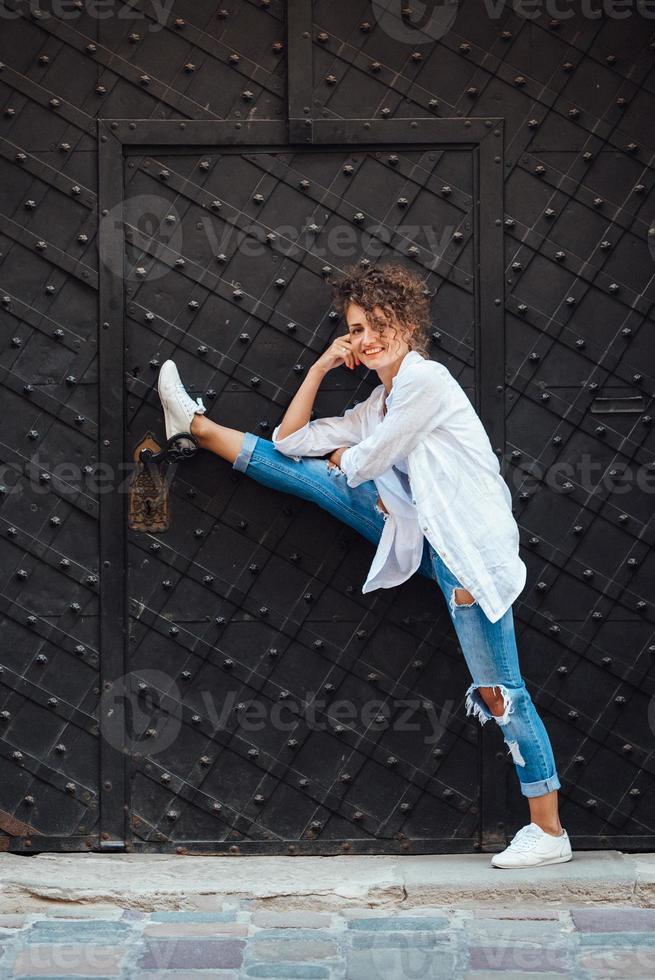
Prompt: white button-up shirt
<box><xmin>271</xmin><ymin>350</ymin><xmax>526</xmax><ymax>623</ymax></box>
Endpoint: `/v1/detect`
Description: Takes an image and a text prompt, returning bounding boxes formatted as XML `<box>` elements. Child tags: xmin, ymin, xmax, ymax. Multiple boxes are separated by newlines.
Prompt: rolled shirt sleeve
<box><xmin>271</xmin><ymin>398</ymin><xmax>372</xmax><ymax>458</ymax></box>
<box><xmin>339</xmin><ymin>362</ymin><xmax>449</xmax><ymax>488</ymax></box>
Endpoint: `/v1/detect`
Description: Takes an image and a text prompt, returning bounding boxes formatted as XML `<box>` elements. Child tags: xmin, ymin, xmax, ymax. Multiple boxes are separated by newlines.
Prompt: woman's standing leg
<box><xmin>427</xmin><ymin>544</ymin><xmax>563</xmax><ymax>833</ymax></box>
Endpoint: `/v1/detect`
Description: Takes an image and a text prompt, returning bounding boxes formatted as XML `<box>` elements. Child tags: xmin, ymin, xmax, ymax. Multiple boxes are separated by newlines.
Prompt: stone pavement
<box><xmin>0</xmin><ymin>851</ymin><xmax>653</xmax><ymax>978</ymax></box>
<box><xmin>1</xmin><ymin>851</ymin><xmax>653</xmax><ymax>910</ymax></box>
<box><xmin>1</xmin><ymin>903</ymin><xmax>655</xmax><ymax>978</ymax></box>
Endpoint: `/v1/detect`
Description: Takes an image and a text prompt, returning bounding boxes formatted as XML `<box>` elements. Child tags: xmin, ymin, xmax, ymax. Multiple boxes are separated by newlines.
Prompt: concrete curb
<box><xmin>1</xmin><ymin>852</ymin><xmax>654</xmax><ymax>913</ymax></box>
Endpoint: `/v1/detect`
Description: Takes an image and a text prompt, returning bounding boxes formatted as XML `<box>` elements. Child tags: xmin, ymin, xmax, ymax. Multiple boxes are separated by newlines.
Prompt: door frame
<box><xmin>97</xmin><ymin>116</ymin><xmax>505</xmax><ymax>851</ymax></box>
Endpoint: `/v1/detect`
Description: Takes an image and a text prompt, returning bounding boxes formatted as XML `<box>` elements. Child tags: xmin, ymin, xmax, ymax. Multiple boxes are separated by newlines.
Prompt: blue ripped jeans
<box><xmin>233</xmin><ymin>432</ymin><xmax>561</xmax><ymax>800</ymax></box>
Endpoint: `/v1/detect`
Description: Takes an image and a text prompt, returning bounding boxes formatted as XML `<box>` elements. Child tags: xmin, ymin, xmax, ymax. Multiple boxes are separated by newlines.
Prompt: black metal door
<box><xmin>0</xmin><ymin>0</ymin><xmax>653</xmax><ymax>855</ymax></box>
<box><xmin>113</xmin><ymin>119</ymin><xmax>502</xmax><ymax>854</ymax></box>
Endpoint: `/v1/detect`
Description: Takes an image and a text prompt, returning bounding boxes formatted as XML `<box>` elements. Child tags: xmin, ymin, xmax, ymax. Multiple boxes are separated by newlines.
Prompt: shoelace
<box><xmin>174</xmin><ymin>380</ymin><xmax>205</xmax><ymax>414</ymax></box>
<box><xmin>506</xmin><ymin>825</ymin><xmax>548</xmax><ymax>852</ymax></box>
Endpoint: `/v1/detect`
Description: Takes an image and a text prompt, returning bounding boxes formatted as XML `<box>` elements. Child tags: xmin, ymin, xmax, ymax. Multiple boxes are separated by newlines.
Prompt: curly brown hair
<box><xmin>329</xmin><ymin>262</ymin><xmax>433</xmax><ymax>359</ymax></box>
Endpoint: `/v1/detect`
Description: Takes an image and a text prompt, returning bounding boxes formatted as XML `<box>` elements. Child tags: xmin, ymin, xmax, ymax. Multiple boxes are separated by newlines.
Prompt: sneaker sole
<box><xmin>491</xmin><ymin>851</ymin><xmax>573</xmax><ymax>869</ymax></box>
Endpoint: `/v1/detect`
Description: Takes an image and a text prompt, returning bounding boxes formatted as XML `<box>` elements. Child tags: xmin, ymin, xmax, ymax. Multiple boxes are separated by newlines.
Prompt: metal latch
<box><xmin>590</xmin><ymin>394</ymin><xmax>645</xmax><ymax>414</ymax></box>
<box><xmin>128</xmin><ymin>430</ymin><xmax>199</xmax><ymax>532</ymax></box>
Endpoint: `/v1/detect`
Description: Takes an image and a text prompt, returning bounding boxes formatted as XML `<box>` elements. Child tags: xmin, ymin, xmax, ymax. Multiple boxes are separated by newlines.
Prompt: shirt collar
<box><xmin>379</xmin><ymin>350</ymin><xmax>425</xmax><ymax>413</ymax></box>
<box><xmin>392</xmin><ymin>349</ymin><xmax>424</xmax><ymax>383</ymax></box>
<box><xmin>388</xmin><ymin>349</ymin><xmax>424</xmax><ymax>392</ymax></box>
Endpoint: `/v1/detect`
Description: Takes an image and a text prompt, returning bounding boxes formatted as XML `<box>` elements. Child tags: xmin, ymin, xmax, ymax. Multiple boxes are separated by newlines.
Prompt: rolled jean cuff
<box><xmin>233</xmin><ymin>431</ymin><xmax>258</xmax><ymax>473</ymax></box>
<box><xmin>518</xmin><ymin>773</ymin><xmax>561</xmax><ymax>798</ymax></box>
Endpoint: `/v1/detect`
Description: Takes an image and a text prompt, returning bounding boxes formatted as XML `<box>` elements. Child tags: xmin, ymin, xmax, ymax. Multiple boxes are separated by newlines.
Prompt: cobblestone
<box><xmin>346</xmin><ymin>915</ymin><xmax>450</xmax><ymax>931</ymax></box>
<box><xmin>143</xmin><ymin>921</ymin><xmax>249</xmax><ymax>937</ymax></box>
<box><xmin>13</xmin><ymin>943</ymin><xmax>125</xmax><ymax>976</ymax></box>
<box><xmin>577</xmin><ymin>947</ymin><xmax>655</xmax><ymax>977</ymax></box>
<box><xmin>248</xmin><ymin>938</ymin><xmax>339</xmax><ymax>961</ymax></box>
<box><xmin>149</xmin><ymin>910</ymin><xmax>237</xmax><ymax>922</ymax></box>
<box><xmin>468</xmin><ymin>944</ymin><xmax>569</xmax><ymax>973</ymax></box>
<box><xmin>571</xmin><ymin>907</ymin><xmax>655</xmax><ymax>932</ymax></box>
<box><xmin>136</xmin><ymin>938</ymin><xmax>246</xmax><ymax>970</ymax></box>
<box><xmin>346</xmin><ymin>946</ymin><xmax>457</xmax><ymax>978</ymax></box>
<box><xmin>244</xmin><ymin>966</ymin><xmax>330</xmax><ymax>978</ymax></box>
<box><xmin>0</xmin><ymin>901</ymin><xmax>653</xmax><ymax>977</ymax></box>
<box><xmin>251</xmin><ymin>911</ymin><xmax>332</xmax><ymax>929</ymax></box>
<box><xmin>24</xmin><ymin>920</ymin><xmax>132</xmax><ymax>944</ymax></box>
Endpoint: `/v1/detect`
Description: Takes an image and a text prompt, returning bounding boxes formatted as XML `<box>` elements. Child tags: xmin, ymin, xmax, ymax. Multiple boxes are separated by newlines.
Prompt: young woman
<box><xmin>157</xmin><ymin>263</ymin><xmax>572</xmax><ymax>869</ymax></box>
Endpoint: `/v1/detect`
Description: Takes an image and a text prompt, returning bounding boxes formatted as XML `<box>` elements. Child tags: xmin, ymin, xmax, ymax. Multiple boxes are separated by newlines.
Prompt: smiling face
<box><xmin>345</xmin><ymin>301</ymin><xmax>414</xmax><ymax>368</ymax></box>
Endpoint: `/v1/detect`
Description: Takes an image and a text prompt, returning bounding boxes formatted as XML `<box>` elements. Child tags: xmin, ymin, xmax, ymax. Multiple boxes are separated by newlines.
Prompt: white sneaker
<box><xmin>491</xmin><ymin>822</ymin><xmax>572</xmax><ymax>869</ymax></box>
<box><xmin>157</xmin><ymin>359</ymin><xmax>206</xmax><ymax>441</ymax></box>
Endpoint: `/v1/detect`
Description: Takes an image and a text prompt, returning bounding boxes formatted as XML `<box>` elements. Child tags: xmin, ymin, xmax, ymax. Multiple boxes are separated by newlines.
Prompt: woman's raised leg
<box><xmin>191</xmin><ymin>415</ymin><xmax>384</xmax><ymax>544</ymax></box>
<box><xmin>190</xmin><ymin>413</ymin><xmax>244</xmax><ymax>465</ymax></box>
<box><xmin>192</xmin><ymin>415</ymin><xmax>436</xmax><ymax>581</ymax></box>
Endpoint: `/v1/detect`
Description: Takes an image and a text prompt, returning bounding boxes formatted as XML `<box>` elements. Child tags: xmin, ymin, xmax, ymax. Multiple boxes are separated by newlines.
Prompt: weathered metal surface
<box><xmin>0</xmin><ymin>0</ymin><xmax>652</xmax><ymax>855</ymax></box>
